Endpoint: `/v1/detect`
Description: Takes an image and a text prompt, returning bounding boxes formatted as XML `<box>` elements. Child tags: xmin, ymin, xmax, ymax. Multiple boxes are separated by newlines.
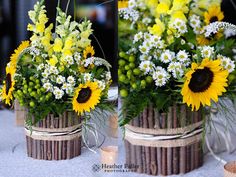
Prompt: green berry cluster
<box><xmin>118</xmin><ymin>51</ymin><xmax>153</xmax><ymax>98</ymax></box>
<box><xmin>14</xmin><ymin>76</ymin><xmax>52</xmax><ymax>108</ymax></box>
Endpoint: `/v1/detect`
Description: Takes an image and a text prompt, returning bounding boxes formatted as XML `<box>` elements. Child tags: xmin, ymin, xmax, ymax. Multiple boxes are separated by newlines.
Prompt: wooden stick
<box><xmin>142</xmin><ymin>146</ymin><xmax>146</xmax><ymax>173</ymax></box>
<box><xmin>125</xmin><ymin>141</ymin><xmax>131</xmax><ymax>165</ymax></box>
<box><xmin>154</xmin><ymin>109</ymin><xmax>160</xmax><ymax>129</ymax></box>
<box><xmin>186</xmin><ymin>145</ymin><xmax>191</xmax><ymax>172</ymax></box>
<box><xmin>180</xmin><ymin>146</ymin><xmax>186</xmax><ymax>174</ymax></box>
<box><xmin>191</xmin><ymin>144</ymin><xmax>195</xmax><ymax>171</ymax></box>
<box><xmin>161</xmin><ymin>148</ymin><xmax>167</xmax><ymax>176</ymax></box>
<box><xmin>157</xmin><ymin>147</ymin><xmax>162</xmax><ymax>175</ymax></box>
<box><xmin>173</xmin><ymin>147</ymin><xmax>179</xmax><ymax>174</ymax></box>
<box><xmin>130</xmin><ymin>144</ymin><xmax>136</xmax><ymax>171</ymax></box>
<box><xmin>136</xmin><ymin>145</ymin><xmax>143</xmax><ymax>173</ymax></box>
<box><xmin>146</xmin><ymin>105</ymin><xmax>157</xmax><ymax>175</ymax></box>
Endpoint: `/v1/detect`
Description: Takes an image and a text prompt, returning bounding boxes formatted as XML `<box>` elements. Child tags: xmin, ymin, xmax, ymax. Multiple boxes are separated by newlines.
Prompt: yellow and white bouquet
<box><xmin>0</xmin><ymin>1</ymin><xmax>113</xmax><ymax>125</ymax></box>
<box><xmin>118</xmin><ymin>0</ymin><xmax>236</xmax><ymax>125</ymax></box>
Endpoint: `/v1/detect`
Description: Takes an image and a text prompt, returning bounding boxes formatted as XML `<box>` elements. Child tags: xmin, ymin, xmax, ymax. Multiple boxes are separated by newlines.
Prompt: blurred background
<box><xmin>0</xmin><ymin>0</ymin><xmax>118</xmax><ymax>84</ymax></box>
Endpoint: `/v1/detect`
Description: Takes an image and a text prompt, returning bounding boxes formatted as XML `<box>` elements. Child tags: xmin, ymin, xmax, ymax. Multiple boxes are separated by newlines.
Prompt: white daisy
<box><xmin>152</xmin><ymin>67</ymin><xmax>170</xmax><ymax>87</ymax></box>
<box><xmin>139</xmin><ymin>44</ymin><xmax>150</xmax><ymax>54</ymax></box>
<box><xmin>56</xmin><ymin>75</ymin><xmax>65</xmax><ymax>84</ymax></box>
<box><xmin>53</xmin><ymin>87</ymin><xmax>64</xmax><ymax>99</ymax></box>
<box><xmin>42</xmin><ymin>69</ymin><xmax>50</xmax><ymax>78</ymax></box>
<box><xmin>177</xmin><ymin>50</ymin><xmax>190</xmax><ymax>66</ymax></box>
<box><xmin>37</xmin><ymin>64</ymin><xmax>45</xmax><ymax>71</ymax></box>
<box><xmin>200</xmin><ymin>46</ymin><xmax>215</xmax><ymax>58</ymax></box>
<box><xmin>65</xmin><ymin>56</ymin><xmax>74</xmax><ymax>65</ymax></box>
<box><xmin>139</xmin><ymin>61</ymin><xmax>154</xmax><ymax>74</ymax></box>
<box><xmin>142</xmin><ymin>17</ymin><xmax>152</xmax><ymax>25</ymax></box>
<box><xmin>83</xmin><ymin>73</ymin><xmax>92</xmax><ymax>82</ymax></box>
<box><xmin>43</xmin><ymin>82</ymin><xmax>53</xmax><ymax>92</ymax></box>
<box><xmin>218</xmin><ymin>55</ymin><xmax>235</xmax><ymax>73</ymax></box>
<box><xmin>160</xmin><ymin>50</ymin><xmax>175</xmax><ymax>63</ymax></box>
<box><xmin>95</xmin><ymin>79</ymin><xmax>106</xmax><ymax>90</ymax></box>
<box><xmin>67</xmin><ymin>76</ymin><xmax>75</xmax><ymax>86</ymax></box>
<box><xmin>167</xmin><ymin>62</ymin><xmax>184</xmax><ymax>78</ymax></box>
<box><xmin>74</xmin><ymin>52</ymin><xmax>82</xmax><ymax>63</ymax></box>
<box><xmin>140</xmin><ymin>55</ymin><xmax>152</xmax><ymax>61</ymax></box>
<box><xmin>133</xmin><ymin>32</ymin><xmax>143</xmax><ymax>43</ymax></box>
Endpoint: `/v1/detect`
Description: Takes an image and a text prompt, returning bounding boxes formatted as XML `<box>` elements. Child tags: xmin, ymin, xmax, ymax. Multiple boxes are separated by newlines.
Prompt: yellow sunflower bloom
<box><xmin>10</xmin><ymin>41</ymin><xmax>30</xmax><ymax>65</ymax></box>
<box><xmin>197</xmin><ymin>32</ymin><xmax>223</xmax><ymax>46</ymax></box>
<box><xmin>181</xmin><ymin>58</ymin><xmax>229</xmax><ymax>111</ymax></box>
<box><xmin>204</xmin><ymin>5</ymin><xmax>224</xmax><ymax>25</ymax></box>
<box><xmin>72</xmin><ymin>82</ymin><xmax>102</xmax><ymax>115</ymax></box>
<box><xmin>83</xmin><ymin>45</ymin><xmax>95</xmax><ymax>59</ymax></box>
<box><xmin>2</xmin><ymin>63</ymin><xmax>16</xmax><ymax>105</ymax></box>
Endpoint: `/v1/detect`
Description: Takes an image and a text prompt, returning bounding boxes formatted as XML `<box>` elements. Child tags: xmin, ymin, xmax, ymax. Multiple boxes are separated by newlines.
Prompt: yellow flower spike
<box><xmin>53</xmin><ymin>38</ymin><xmax>63</xmax><ymax>52</ymax></box>
<box><xmin>170</xmin><ymin>0</ymin><xmax>190</xmax><ymax>13</ymax></box>
<box><xmin>171</xmin><ymin>11</ymin><xmax>187</xmax><ymax>21</ymax></box>
<box><xmin>159</xmin><ymin>0</ymin><xmax>171</xmax><ymax>6</ymax></box>
<box><xmin>36</xmin><ymin>22</ymin><xmax>45</xmax><ymax>33</ymax></box>
<box><xmin>72</xmin><ymin>82</ymin><xmax>102</xmax><ymax>115</ymax></box>
<box><xmin>181</xmin><ymin>58</ymin><xmax>229</xmax><ymax>111</ymax></box>
<box><xmin>156</xmin><ymin>2</ymin><xmax>169</xmax><ymax>15</ymax></box>
<box><xmin>27</xmin><ymin>24</ymin><xmax>34</xmax><ymax>31</ymax></box>
<box><xmin>64</xmin><ymin>37</ymin><xmax>73</xmax><ymax>49</ymax></box>
<box><xmin>149</xmin><ymin>18</ymin><xmax>165</xmax><ymax>37</ymax></box>
<box><xmin>204</xmin><ymin>5</ymin><xmax>224</xmax><ymax>25</ymax></box>
<box><xmin>48</xmin><ymin>55</ymin><xmax>58</xmax><ymax>66</ymax></box>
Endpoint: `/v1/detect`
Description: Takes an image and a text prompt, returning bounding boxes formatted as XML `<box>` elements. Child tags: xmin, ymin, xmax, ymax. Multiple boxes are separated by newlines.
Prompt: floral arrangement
<box><xmin>118</xmin><ymin>0</ymin><xmax>236</xmax><ymax>125</ymax></box>
<box><xmin>0</xmin><ymin>1</ymin><xmax>113</xmax><ymax>126</ymax></box>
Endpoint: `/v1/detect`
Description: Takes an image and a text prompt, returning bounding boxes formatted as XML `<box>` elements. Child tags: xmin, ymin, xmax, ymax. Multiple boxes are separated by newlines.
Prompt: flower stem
<box><xmin>66</xmin><ymin>0</ymin><xmax>71</xmax><ymax>15</ymax></box>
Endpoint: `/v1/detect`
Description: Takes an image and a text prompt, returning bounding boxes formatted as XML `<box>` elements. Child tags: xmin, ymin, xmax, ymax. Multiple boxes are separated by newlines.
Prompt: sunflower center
<box><xmin>188</xmin><ymin>67</ymin><xmax>214</xmax><ymax>93</ymax></box>
<box><xmin>6</xmin><ymin>74</ymin><xmax>12</xmax><ymax>95</ymax></box>
<box><xmin>210</xmin><ymin>16</ymin><xmax>218</xmax><ymax>23</ymax></box>
<box><xmin>76</xmin><ymin>87</ymin><xmax>92</xmax><ymax>103</ymax></box>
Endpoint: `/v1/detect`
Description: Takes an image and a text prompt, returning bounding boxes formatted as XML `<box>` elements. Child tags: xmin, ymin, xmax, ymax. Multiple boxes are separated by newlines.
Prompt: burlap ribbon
<box><xmin>125</xmin><ymin>122</ymin><xmax>203</xmax><ymax>148</ymax></box>
<box><xmin>25</xmin><ymin>123</ymin><xmax>82</xmax><ymax>141</ymax></box>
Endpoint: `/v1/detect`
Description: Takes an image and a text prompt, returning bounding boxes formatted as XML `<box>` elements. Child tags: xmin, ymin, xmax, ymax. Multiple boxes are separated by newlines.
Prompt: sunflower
<box><xmin>118</xmin><ymin>0</ymin><xmax>128</xmax><ymax>9</ymax></box>
<box><xmin>10</xmin><ymin>41</ymin><xmax>30</xmax><ymax>65</ymax></box>
<box><xmin>83</xmin><ymin>45</ymin><xmax>95</xmax><ymax>59</ymax></box>
<box><xmin>181</xmin><ymin>58</ymin><xmax>229</xmax><ymax>111</ymax></box>
<box><xmin>204</xmin><ymin>5</ymin><xmax>224</xmax><ymax>25</ymax></box>
<box><xmin>1</xmin><ymin>63</ymin><xmax>16</xmax><ymax>105</ymax></box>
<box><xmin>197</xmin><ymin>32</ymin><xmax>223</xmax><ymax>46</ymax></box>
<box><xmin>72</xmin><ymin>82</ymin><xmax>102</xmax><ymax>115</ymax></box>
<box><xmin>196</xmin><ymin>35</ymin><xmax>211</xmax><ymax>46</ymax></box>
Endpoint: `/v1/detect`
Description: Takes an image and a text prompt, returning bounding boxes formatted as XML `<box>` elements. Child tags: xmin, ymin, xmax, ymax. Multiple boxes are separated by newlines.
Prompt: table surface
<box><xmin>0</xmin><ymin>109</ymin><xmax>236</xmax><ymax>177</ymax></box>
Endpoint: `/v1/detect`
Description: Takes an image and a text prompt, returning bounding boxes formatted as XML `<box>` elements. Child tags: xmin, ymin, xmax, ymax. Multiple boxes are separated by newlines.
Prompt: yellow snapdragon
<box><xmin>156</xmin><ymin>2</ymin><xmax>170</xmax><ymax>15</ymax></box>
<box><xmin>41</xmin><ymin>23</ymin><xmax>53</xmax><ymax>51</ymax></box>
<box><xmin>149</xmin><ymin>19</ymin><xmax>165</xmax><ymax>37</ymax></box>
<box><xmin>171</xmin><ymin>10</ymin><xmax>187</xmax><ymax>22</ymax></box>
<box><xmin>62</xmin><ymin>37</ymin><xmax>73</xmax><ymax>56</ymax></box>
<box><xmin>48</xmin><ymin>55</ymin><xmax>58</xmax><ymax>66</ymax></box>
<box><xmin>170</xmin><ymin>0</ymin><xmax>190</xmax><ymax>14</ymax></box>
<box><xmin>53</xmin><ymin>38</ymin><xmax>63</xmax><ymax>52</ymax></box>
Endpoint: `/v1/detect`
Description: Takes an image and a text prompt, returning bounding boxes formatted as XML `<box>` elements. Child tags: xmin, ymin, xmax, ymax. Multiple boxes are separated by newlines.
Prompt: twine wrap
<box><xmin>25</xmin><ymin>123</ymin><xmax>82</xmax><ymax>141</ymax></box>
<box><xmin>125</xmin><ymin>122</ymin><xmax>203</xmax><ymax>148</ymax></box>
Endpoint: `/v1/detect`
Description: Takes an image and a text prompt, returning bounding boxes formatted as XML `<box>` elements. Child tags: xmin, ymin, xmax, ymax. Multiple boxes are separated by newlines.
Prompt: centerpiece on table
<box><xmin>0</xmin><ymin>0</ymin><xmax>113</xmax><ymax>160</ymax></box>
<box><xmin>118</xmin><ymin>0</ymin><xmax>236</xmax><ymax>175</ymax></box>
